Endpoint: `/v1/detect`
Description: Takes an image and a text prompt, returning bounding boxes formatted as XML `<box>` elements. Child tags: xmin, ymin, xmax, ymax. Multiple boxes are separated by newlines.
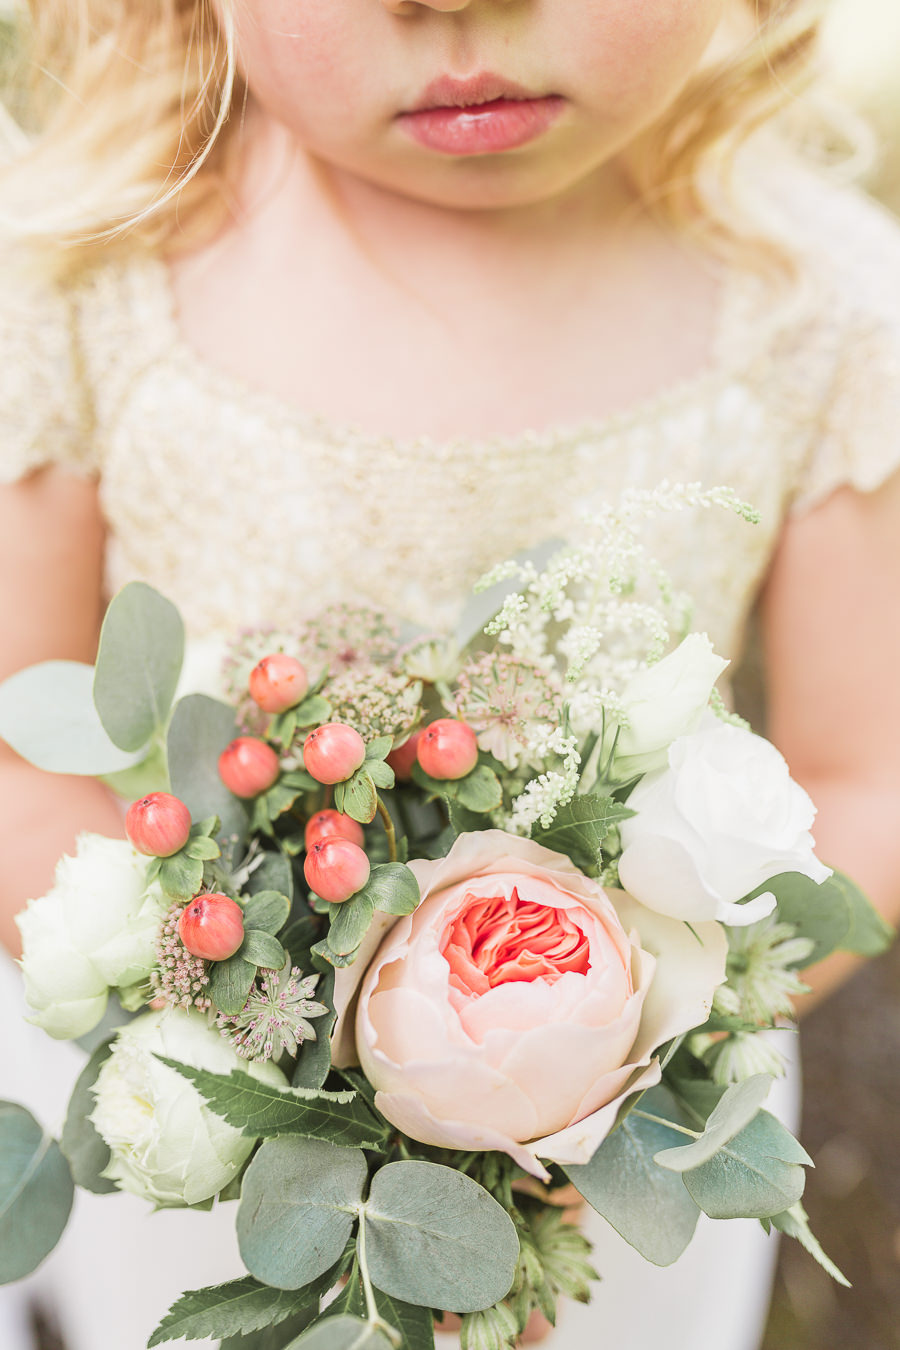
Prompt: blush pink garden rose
<box><xmin>333</xmin><ymin>832</ymin><xmax>726</xmax><ymax>1181</ymax></box>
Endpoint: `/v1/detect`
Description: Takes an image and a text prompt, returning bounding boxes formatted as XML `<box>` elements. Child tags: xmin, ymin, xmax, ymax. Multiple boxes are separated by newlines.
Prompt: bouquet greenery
<box><xmin>0</xmin><ymin>484</ymin><xmax>891</xmax><ymax>1350</ymax></box>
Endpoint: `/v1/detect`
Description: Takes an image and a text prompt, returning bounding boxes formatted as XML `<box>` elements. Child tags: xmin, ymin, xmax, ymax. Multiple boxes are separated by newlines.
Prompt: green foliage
<box><xmin>285</xmin><ymin>1318</ymin><xmax>394</xmax><ymax>1350</ymax></box>
<box><xmin>240</xmin><ymin>930</ymin><xmax>288</xmax><ymax>969</ymax></box>
<box><xmin>237</xmin><ymin>1138</ymin><xmax>368</xmax><ymax>1289</ymax></box>
<box><xmin>328</xmin><ymin>893</ymin><xmax>377</xmax><ymax>956</ymax></box>
<box><xmin>60</xmin><ymin>1041</ymin><xmax>117</xmax><ymax>1194</ymax></box>
<box><xmin>158</xmin><ymin>851</ymin><xmax>205</xmax><ymax>902</ymax></box>
<box><xmin>532</xmin><ymin>793</ymin><xmax>634</xmax><ymax>871</ymax></box>
<box><xmin>242</xmin><ymin>890</ymin><xmax>292</xmax><ymax>935</ymax></box>
<box><xmin>168</xmin><ymin>695</ymin><xmax>247</xmax><ymax>847</ymax></box>
<box><xmin>220</xmin><ymin>1308</ymin><xmax>318</xmax><ymax>1350</ymax></box>
<box><xmin>563</xmin><ymin>1084</ymin><xmax>700</xmax><ymax>1266</ymax></box>
<box><xmin>157</xmin><ymin>1060</ymin><xmax>389</xmax><ymax>1149</ymax></box>
<box><xmin>357</xmin><ymin>864</ymin><xmax>420</xmax><ymax>917</ymax></box>
<box><xmin>0</xmin><ymin>660</ymin><xmax>142</xmax><ymax>775</ymax></box>
<box><xmin>459</xmin><ymin>1304</ymin><xmax>520</xmax><ymax>1350</ymax></box>
<box><xmin>770</xmin><ymin>1203</ymin><xmax>850</xmax><ymax>1287</ymax></box>
<box><xmin>0</xmin><ymin>1103</ymin><xmax>74</xmax><ymax>1284</ymax></box>
<box><xmin>754</xmin><ymin>870</ymin><xmax>894</xmax><ymax>966</ymax></box>
<box><xmin>332</xmin><ymin>1270</ymin><xmax>435</xmax><ymax>1350</ymax></box>
<box><xmin>653</xmin><ymin>1075</ymin><xmax>773</xmax><ymax>1172</ymax></box>
<box><xmin>335</xmin><ymin>769</ymin><xmax>379</xmax><ymax>824</ymax></box>
<box><xmin>363</xmin><ymin>1161</ymin><xmax>519</xmax><ymax>1312</ymax></box>
<box><xmin>664</xmin><ymin>1110</ymin><xmax>812</xmax><ymax>1220</ymax></box>
<box><xmin>246</xmin><ymin>855</ymin><xmax>295</xmax><ymax>901</ymax></box>
<box><xmin>209</xmin><ymin>954</ymin><xmax>257</xmax><ymax>1016</ymax></box>
<box><xmin>412</xmin><ymin>764</ymin><xmax>502</xmax><ymax>815</ymax></box>
<box><xmin>148</xmin><ymin>1277</ymin><xmax>310</xmax><ymax>1346</ymax></box>
<box><xmin>93</xmin><ymin>582</ymin><xmax>184</xmax><ymax>752</ymax></box>
<box><xmin>292</xmin><ymin>968</ymin><xmax>336</xmax><ymax>1091</ymax></box>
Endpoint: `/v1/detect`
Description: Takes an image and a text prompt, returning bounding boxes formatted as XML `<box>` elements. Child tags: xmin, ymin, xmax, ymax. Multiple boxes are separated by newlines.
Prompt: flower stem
<box><xmin>357</xmin><ymin>1208</ymin><xmax>401</xmax><ymax>1347</ymax></box>
<box><xmin>631</xmin><ymin>1109</ymin><xmax>700</xmax><ymax>1138</ymax></box>
<box><xmin>376</xmin><ymin>797</ymin><xmax>398</xmax><ymax>862</ymax></box>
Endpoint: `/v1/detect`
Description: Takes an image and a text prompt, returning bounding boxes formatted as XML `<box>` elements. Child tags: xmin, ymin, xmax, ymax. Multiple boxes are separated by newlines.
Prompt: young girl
<box><xmin>2</xmin><ymin>2</ymin><xmax>900</xmax><ymax>1348</ymax></box>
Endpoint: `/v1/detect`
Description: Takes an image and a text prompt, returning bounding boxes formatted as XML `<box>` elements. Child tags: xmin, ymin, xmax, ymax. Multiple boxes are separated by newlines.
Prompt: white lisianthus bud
<box><xmin>16</xmin><ymin>834</ymin><xmax>167</xmax><ymax>1040</ymax></box>
<box><xmin>91</xmin><ymin>1007</ymin><xmax>286</xmax><ymax>1207</ymax></box>
<box><xmin>612</xmin><ymin>634</ymin><xmax>729</xmax><ymax>778</ymax></box>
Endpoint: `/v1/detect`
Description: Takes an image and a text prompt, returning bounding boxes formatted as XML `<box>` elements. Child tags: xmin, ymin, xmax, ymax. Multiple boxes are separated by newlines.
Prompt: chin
<box><xmin>342</xmin><ymin>151</ymin><xmax>608</xmax><ymax>214</ymax></box>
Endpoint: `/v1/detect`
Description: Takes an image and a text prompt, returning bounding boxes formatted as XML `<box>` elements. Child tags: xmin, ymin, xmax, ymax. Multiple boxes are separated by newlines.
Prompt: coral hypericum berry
<box><xmin>218</xmin><ymin>737</ymin><xmax>280</xmax><ymax>798</ymax></box>
<box><xmin>304</xmin><ymin>809</ymin><xmax>365</xmax><ymax>851</ymax></box>
<box><xmin>125</xmin><ymin>792</ymin><xmax>192</xmax><ymax>857</ymax></box>
<box><xmin>303</xmin><ymin>723</ymin><xmax>366</xmax><ymax>785</ymax></box>
<box><xmin>304</xmin><ymin>838</ymin><xmax>371</xmax><ymax>904</ymax></box>
<box><xmin>417</xmin><ymin>719</ymin><xmax>479</xmax><ymax>781</ymax></box>
<box><xmin>386</xmin><ymin>732</ymin><xmax>421</xmax><ymax>782</ymax></box>
<box><xmin>177</xmin><ymin>893</ymin><xmax>245</xmax><ymax>962</ymax></box>
<box><xmin>248</xmin><ymin>654</ymin><xmax>310</xmax><ymax>714</ymax></box>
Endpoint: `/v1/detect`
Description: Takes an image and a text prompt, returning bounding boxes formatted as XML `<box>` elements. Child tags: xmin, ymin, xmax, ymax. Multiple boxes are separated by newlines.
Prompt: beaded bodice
<box><xmin>4</xmin><ymin>168</ymin><xmax>900</xmax><ymax>665</ymax></box>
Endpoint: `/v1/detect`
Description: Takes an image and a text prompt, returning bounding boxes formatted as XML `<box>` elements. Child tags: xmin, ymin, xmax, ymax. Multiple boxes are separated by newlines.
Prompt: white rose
<box><xmin>90</xmin><ymin>1007</ymin><xmax>286</xmax><ymax>1207</ymax></box>
<box><xmin>16</xmin><ymin>834</ymin><xmax>167</xmax><ymax>1039</ymax></box>
<box><xmin>618</xmin><ymin>718</ymin><xmax>831</xmax><ymax>926</ymax></box>
<box><xmin>612</xmin><ymin>634</ymin><xmax>729</xmax><ymax>778</ymax></box>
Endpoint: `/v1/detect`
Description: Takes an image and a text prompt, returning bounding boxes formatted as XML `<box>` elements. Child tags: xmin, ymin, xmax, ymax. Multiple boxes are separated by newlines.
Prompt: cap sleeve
<box><xmin>784</xmin><ymin>177</ymin><xmax>900</xmax><ymax>515</ymax></box>
<box><xmin>0</xmin><ymin>256</ymin><xmax>96</xmax><ymax>484</ymax></box>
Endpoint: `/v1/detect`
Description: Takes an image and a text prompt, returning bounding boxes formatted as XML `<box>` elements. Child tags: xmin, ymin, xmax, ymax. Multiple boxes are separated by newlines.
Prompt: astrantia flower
<box><xmin>449</xmin><ymin>652</ymin><xmax>562</xmax><ymax>771</ymax></box>
<box><xmin>299</xmin><ymin>604</ymin><xmax>399</xmax><ymax>671</ymax></box>
<box><xmin>151</xmin><ymin>903</ymin><xmax>212</xmax><ymax>1013</ymax></box>
<box><xmin>398</xmin><ymin>633</ymin><xmax>460</xmax><ymax>685</ymax></box>
<box><xmin>702</xmin><ymin>1031</ymin><xmax>791</xmax><ymax>1085</ymax></box>
<box><xmin>714</xmin><ymin>916</ymin><xmax>814</xmax><ymax>1025</ymax></box>
<box><xmin>217</xmin><ymin>964</ymin><xmax>328</xmax><ymax>1061</ymax></box>
<box><xmin>326</xmin><ymin>663</ymin><xmax>423</xmax><ymax>743</ymax></box>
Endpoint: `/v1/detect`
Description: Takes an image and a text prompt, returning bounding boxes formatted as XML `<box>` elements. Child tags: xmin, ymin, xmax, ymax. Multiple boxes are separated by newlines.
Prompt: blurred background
<box><xmin>1</xmin><ymin>0</ymin><xmax>899</xmax><ymax>1347</ymax></box>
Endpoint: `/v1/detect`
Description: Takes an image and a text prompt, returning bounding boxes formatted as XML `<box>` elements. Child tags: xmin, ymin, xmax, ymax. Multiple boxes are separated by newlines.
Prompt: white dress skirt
<box><xmin>1</xmin><ymin>950</ymin><xmax>800</xmax><ymax>1350</ymax></box>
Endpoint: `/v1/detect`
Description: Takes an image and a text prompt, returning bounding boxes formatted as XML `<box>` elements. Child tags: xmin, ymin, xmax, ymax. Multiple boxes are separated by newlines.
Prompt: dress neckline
<box><xmin>136</xmin><ymin>250</ymin><xmax>760</xmax><ymax>457</ymax></box>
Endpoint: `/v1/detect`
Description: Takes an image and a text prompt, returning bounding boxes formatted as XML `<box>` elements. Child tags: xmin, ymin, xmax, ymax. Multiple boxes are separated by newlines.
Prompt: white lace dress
<box><xmin>3</xmin><ymin>167</ymin><xmax>900</xmax><ymax>1350</ymax></box>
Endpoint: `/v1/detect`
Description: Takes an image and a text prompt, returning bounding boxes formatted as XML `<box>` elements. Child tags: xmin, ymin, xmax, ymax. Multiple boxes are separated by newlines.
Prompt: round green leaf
<box><xmin>363</xmin><ymin>1161</ymin><xmax>518</xmax><ymax>1312</ymax></box>
<box><xmin>654</xmin><ymin>1075</ymin><xmax>772</xmax><ymax>1172</ymax></box>
<box><xmin>237</xmin><ymin>1138</ymin><xmax>367</xmax><ymax>1290</ymax></box>
<box><xmin>0</xmin><ymin>1103</ymin><xmax>74</xmax><ymax>1283</ymax></box>
<box><xmin>60</xmin><ymin>1042</ymin><xmax>117</xmax><ymax>1193</ymax></box>
<box><xmin>286</xmin><ymin>1316</ymin><xmax>394</xmax><ymax>1350</ymax></box>
<box><xmin>0</xmin><ymin>661</ymin><xmax>142</xmax><ymax>775</ymax></box>
<box><xmin>93</xmin><ymin>582</ymin><xmax>184</xmax><ymax>751</ymax></box>
<box><xmin>168</xmin><ymin>695</ymin><xmax>247</xmax><ymax>847</ymax></box>
<box><xmin>680</xmin><ymin>1111</ymin><xmax>810</xmax><ymax>1219</ymax></box>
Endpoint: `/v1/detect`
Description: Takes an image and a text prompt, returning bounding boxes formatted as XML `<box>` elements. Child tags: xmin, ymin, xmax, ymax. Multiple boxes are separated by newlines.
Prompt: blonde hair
<box><xmin>1</xmin><ymin>0</ymin><xmax>825</xmax><ymax>279</ymax></box>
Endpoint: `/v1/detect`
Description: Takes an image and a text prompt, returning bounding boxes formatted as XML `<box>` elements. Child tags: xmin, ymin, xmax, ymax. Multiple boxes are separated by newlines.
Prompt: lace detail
<box><xmin>4</xmin><ymin>171</ymin><xmax>900</xmax><ymax>666</ymax></box>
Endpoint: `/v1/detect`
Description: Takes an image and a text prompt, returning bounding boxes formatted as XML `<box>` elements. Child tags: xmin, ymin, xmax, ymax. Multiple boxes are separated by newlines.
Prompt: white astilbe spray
<box><xmin>476</xmin><ymin>483</ymin><xmax>758</xmax><ymax>828</ymax></box>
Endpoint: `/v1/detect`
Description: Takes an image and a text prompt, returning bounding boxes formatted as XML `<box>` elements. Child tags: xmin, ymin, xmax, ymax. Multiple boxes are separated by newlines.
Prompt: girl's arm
<box><xmin>761</xmin><ymin>471</ymin><xmax>900</xmax><ymax>1006</ymax></box>
<box><xmin>0</xmin><ymin>468</ymin><xmax>125</xmax><ymax>957</ymax></box>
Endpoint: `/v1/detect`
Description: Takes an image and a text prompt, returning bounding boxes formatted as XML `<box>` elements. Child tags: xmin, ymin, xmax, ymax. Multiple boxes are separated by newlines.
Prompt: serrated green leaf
<box><xmin>771</xmin><ymin>1203</ymin><xmax>851</xmax><ymax>1287</ymax></box>
<box><xmin>454</xmin><ymin>765</ymin><xmax>503</xmax><ymax>814</ymax></box>
<box><xmin>209</xmin><ymin>955</ymin><xmax>256</xmax><ymax>1016</ymax></box>
<box><xmin>333</xmin><ymin>1271</ymin><xmax>435</xmax><ymax>1350</ymax></box>
<box><xmin>328</xmin><ymin>894</ymin><xmax>376</xmax><ymax>956</ymax></box>
<box><xmin>357</xmin><ymin>863</ymin><xmax>420</xmax><ymax>917</ymax></box>
<box><xmin>93</xmin><ymin>582</ymin><xmax>184</xmax><ymax>751</ymax></box>
<box><xmin>243</xmin><ymin>890</ymin><xmax>292</xmax><ymax>935</ymax></box>
<box><xmin>677</xmin><ymin>1111</ymin><xmax>811</xmax><ymax>1220</ymax></box>
<box><xmin>293</xmin><ymin>968</ymin><xmax>336</xmax><ymax>1091</ymax></box>
<box><xmin>168</xmin><ymin>695</ymin><xmax>248</xmax><ymax>848</ymax></box>
<box><xmin>220</xmin><ymin>1307</ymin><xmax>318</xmax><ymax>1350</ymax></box>
<box><xmin>157</xmin><ymin>1060</ymin><xmax>388</xmax><ymax>1148</ymax></box>
<box><xmin>363</xmin><ymin>1161</ymin><xmax>519</xmax><ymax>1312</ymax></box>
<box><xmin>286</xmin><ymin>1318</ymin><xmax>394</xmax><ymax>1350</ymax></box>
<box><xmin>0</xmin><ymin>660</ymin><xmax>143</xmax><ymax>775</ymax></box>
<box><xmin>148</xmin><ymin>1277</ymin><xmax>308</xmax><ymax>1346</ymax></box>
<box><xmin>60</xmin><ymin>1041</ymin><xmax>117</xmax><ymax>1194</ymax></box>
<box><xmin>184</xmin><ymin>836</ymin><xmax>222</xmax><ymax>862</ymax></box>
<box><xmin>654</xmin><ymin>1075</ymin><xmax>773</xmax><ymax>1172</ymax></box>
<box><xmin>159</xmin><ymin>851</ymin><xmax>204</xmax><ymax>901</ymax></box>
<box><xmin>0</xmin><ymin>1103</ymin><xmax>74</xmax><ymax>1284</ymax></box>
<box><xmin>532</xmin><ymin>793</ymin><xmax>633</xmax><ymax>869</ymax></box>
<box><xmin>241</xmin><ymin>931</ymin><xmax>287</xmax><ymax>970</ymax></box>
<box><xmin>237</xmin><ymin>1138</ymin><xmax>368</xmax><ymax>1289</ymax></box>
<box><xmin>563</xmin><ymin>1085</ymin><xmax>700</xmax><ymax>1266</ymax></box>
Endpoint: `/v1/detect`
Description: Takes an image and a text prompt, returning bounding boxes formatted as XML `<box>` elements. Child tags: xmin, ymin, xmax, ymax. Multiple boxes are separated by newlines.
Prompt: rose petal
<box><xmin>374</xmin><ymin>1090</ymin><xmax>552</xmax><ymax>1182</ymax></box>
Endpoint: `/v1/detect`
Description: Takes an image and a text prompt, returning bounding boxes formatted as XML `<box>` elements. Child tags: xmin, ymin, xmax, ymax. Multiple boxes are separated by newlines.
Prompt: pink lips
<box><xmin>396</xmin><ymin>73</ymin><xmax>566</xmax><ymax>156</ymax></box>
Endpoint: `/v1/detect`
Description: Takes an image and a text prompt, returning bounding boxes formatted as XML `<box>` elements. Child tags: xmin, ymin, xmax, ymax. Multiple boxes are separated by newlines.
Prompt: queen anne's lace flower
<box><xmin>217</xmin><ymin>964</ymin><xmax>328</xmax><ymax>1061</ymax></box>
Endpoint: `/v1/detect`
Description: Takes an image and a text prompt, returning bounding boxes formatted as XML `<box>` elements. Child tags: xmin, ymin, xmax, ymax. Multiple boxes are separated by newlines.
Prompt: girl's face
<box><xmin>226</xmin><ymin>0</ymin><xmax>727</xmax><ymax>209</ymax></box>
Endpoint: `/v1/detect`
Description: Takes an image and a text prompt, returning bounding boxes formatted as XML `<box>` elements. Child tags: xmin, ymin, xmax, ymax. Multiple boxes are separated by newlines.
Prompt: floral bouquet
<box><xmin>0</xmin><ymin>485</ymin><xmax>891</xmax><ymax>1350</ymax></box>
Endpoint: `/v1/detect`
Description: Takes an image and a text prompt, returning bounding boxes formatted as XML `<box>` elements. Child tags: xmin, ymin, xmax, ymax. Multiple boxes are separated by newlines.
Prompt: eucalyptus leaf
<box><xmin>654</xmin><ymin>1075</ymin><xmax>773</xmax><ymax>1172</ymax></box>
<box><xmin>243</xmin><ymin>891</ymin><xmax>292</xmax><ymax>935</ymax></box>
<box><xmin>563</xmin><ymin>1086</ymin><xmax>700</xmax><ymax>1266</ymax></box>
<box><xmin>363</xmin><ymin>1161</ymin><xmax>519</xmax><ymax>1312</ymax></box>
<box><xmin>209</xmin><ymin>955</ymin><xmax>256</xmax><ymax>1016</ymax></box>
<box><xmin>358</xmin><ymin>863</ymin><xmax>420</xmax><ymax>917</ymax></box>
<box><xmin>158</xmin><ymin>1060</ymin><xmax>388</xmax><ymax>1148</ymax></box>
<box><xmin>750</xmin><ymin>870</ymin><xmax>893</xmax><ymax>966</ymax></box>
<box><xmin>93</xmin><ymin>582</ymin><xmax>184</xmax><ymax>751</ymax></box>
<box><xmin>0</xmin><ymin>1103</ymin><xmax>74</xmax><ymax>1283</ymax></box>
<box><xmin>286</xmin><ymin>1317</ymin><xmax>394</xmax><ymax>1350</ymax></box>
<box><xmin>148</xmin><ymin>1277</ymin><xmax>309</xmax><ymax>1346</ymax></box>
<box><xmin>237</xmin><ymin>1138</ymin><xmax>368</xmax><ymax>1289</ymax></box>
<box><xmin>168</xmin><ymin>695</ymin><xmax>247</xmax><ymax>848</ymax></box>
<box><xmin>328</xmin><ymin>894</ymin><xmax>376</xmax><ymax>956</ymax></box>
<box><xmin>678</xmin><ymin>1111</ymin><xmax>812</xmax><ymax>1220</ymax></box>
<box><xmin>454</xmin><ymin>766</ymin><xmax>503</xmax><ymax>814</ymax></box>
<box><xmin>0</xmin><ymin>660</ymin><xmax>143</xmax><ymax>775</ymax></box>
<box><xmin>241</xmin><ymin>931</ymin><xmax>287</xmax><ymax>970</ymax></box>
<box><xmin>60</xmin><ymin>1041</ymin><xmax>117</xmax><ymax>1194</ymax></box>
